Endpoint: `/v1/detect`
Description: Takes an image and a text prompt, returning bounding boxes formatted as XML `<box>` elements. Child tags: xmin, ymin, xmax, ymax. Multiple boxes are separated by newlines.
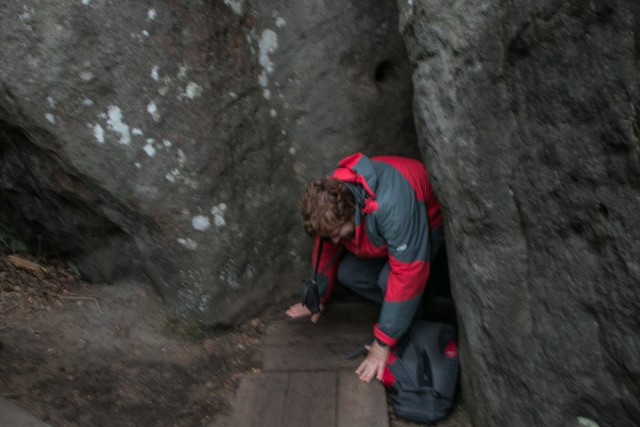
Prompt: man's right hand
<box><xmin>286</xmin><ymin>303</ymin><xmax>324</xmax><ymax>324</ymax></box>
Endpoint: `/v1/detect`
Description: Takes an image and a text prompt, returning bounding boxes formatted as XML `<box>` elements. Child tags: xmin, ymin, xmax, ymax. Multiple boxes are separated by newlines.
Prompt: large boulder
<box><xmin>401</xmin><ymin>0</ymin><xmax>640</xmax><ymax>426</ymax></box>
<box><xmin>0</xmin><ymin>0</ymin><xmax>417</xmax><ymax>324</ymax></box>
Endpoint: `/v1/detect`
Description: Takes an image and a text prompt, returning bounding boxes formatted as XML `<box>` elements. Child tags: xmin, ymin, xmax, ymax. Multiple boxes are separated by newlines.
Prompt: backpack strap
<box><xmin>313</xmin><ymin>238</ymin><xmax>324</xmax><ymax>282</ymax></box>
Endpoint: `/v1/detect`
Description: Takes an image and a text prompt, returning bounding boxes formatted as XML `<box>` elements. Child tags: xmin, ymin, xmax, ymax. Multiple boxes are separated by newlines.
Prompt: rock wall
<box><xmin>0</xmin><ymin>0</ymin><xmax>417</xmax><ymax>324</ymax></box>
<box><xmin>400</xmin><ymin>0</ymin><xmax>640</xmax><ymax>425</ymax></box>
<box><xmin>5</xmin><ymin>0</ymin><xmax>637</xmax><ymax>424</ymax></box>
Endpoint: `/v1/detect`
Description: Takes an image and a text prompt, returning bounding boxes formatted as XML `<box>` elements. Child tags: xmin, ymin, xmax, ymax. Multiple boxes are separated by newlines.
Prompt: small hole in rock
<box><xmin>374</xmin><ymin>60</ymin><xmax>394</xmax><ymax>83</ymax></box>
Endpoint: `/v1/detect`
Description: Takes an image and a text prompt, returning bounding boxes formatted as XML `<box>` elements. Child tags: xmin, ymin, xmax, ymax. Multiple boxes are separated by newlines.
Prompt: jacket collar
<box><xmin>332</xmin><ymin>153</ymin><xmax>379</xmax><ymax>214</ymax></box>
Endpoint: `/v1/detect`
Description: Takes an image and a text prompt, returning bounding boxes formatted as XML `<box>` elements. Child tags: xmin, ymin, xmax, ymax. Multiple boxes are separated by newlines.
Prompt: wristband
<box><xmin>375</xmin><ymin>337</ymin><xmax>388</xmax><ymax>347</ymax></box>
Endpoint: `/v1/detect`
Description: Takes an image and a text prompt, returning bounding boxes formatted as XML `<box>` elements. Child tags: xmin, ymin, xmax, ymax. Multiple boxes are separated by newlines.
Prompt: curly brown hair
<box><xmin>301</xmin><ymin>178</ymin><xmax>355</xmax><ymax>237</ymax></box>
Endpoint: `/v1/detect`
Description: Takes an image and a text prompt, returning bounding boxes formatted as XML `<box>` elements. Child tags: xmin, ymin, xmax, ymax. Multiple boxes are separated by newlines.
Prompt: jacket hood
<box><xmin>332</xmin><ymin>153</ymin><xmax>379</xmax><ymax>214</ymax></box>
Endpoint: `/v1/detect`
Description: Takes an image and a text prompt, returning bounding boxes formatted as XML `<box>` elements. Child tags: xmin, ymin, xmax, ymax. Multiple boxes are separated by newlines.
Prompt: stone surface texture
<box><xmin>400</xmin><ymin>0</ymin><xmax>639</xmax><ymax>426</ymax></box>
<box><xmin>0</xmin><ymin>0</ymin><xmax>417</xmax><ymax>324</ymax></box>
<box><xmin>2</xmin><ymin>0</ymin><xmax>639</xmax><ymax>425</ymax></box>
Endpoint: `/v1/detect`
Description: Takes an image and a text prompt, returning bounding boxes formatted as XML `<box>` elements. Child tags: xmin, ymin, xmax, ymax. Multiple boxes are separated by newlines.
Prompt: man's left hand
<box><xmin>285</xmin><ymin>302</ymin><xmax>324</xmax><ymax>324</ymax></box>
<box><xmin>355</xmin><ymin>340</ymin><xmax>390</xmax><ymax>383</ymax></box>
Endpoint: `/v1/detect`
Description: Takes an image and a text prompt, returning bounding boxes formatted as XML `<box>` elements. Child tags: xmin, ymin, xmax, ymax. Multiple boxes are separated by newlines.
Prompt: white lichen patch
<box><xmin>47</xmin><ymin>96</ymin><xmax>55</xmax><ymax>108</ymax></box>
<box><xmin>174</xmin><ymin>270</ymin><xmax>211</xmax><ymax>315</ymax></box>
<box><xmin>106</xmin><ymin>106</ymin><xmax>131</xmax><ymax>145</ymax></box>
<box><xmin>183</xmin><ymin>82</ymin><xmax>203</xmax><ymax>99</ymax></box>
<box><xmin>245</xmin><ymin>264</ymin><xmax>256</xmax><ymax>279</ymax></box>
<box><xmin>177</xmin><ymin>149</ymin><xmax>187</xmax><ymax>165</ymax></box>
<box><xmin>198</xmin><ymin>294</ymin><xmax>211</xmax><ymax>312</ymax></box>
<box><xmin>165</xmin><ymin>169</ymin><xmax>181</xmax><ymax>183</ymax></box>
<box><xmin>79</xmin><ymin>71</ymin><xmax>94</xmax><ymax>81</ymax></box>
<box><xmin>162</xmin><ymin>139</ymin><xmax>172</xmax><ymax>148</ymax></box>
<box><xmin>288</xmin><ymin>249</ymin><xmax>303</xmax><ymax>265</ymax></box>
<box><xmin>90</xmin><ymin>123</ymin><xmax>105</xmax><ymax>144</ymax></box>
<box><xmin>258</xmin><ymin>29</ymin><xmax>278</xmax><ymax>74</ymax></box>
<box><xmin>192</xmin><ymin>215</ymin><xmax>211</xmax><ymax>231</ymax></box>
<box><xmin>211</xmin><ymin>203</ymin><xmax>228</xmax><ymax>228</ymax></box>
<box><xmin>275</xmin><ymin>17</ymin><xmax>286</xmax><ymax>28</ymax></box>
<box><xmin>134</xmin><ymin>184</ymin><xmax>159</xmax><ymax>199</ymax></box>
<box><xmin>132</xmin><ymin>128</ymin><xmax>143</xmax><ymax>136</ymax></box>
<box><xmin>270</xmin><ymin>109</ymin><xmax>277</xmax><ymax>118</ymax></box>
<box><xmin>81</xmin><ymin>0</ymin><xmax>91</xmax><ymax>5</ymax></box>
<box><xmin>143</xmin><ymin>140</ymin><xmax>156</xmax><ymax>157</ymax></box>
<box><xmin>151</xmin><ymin>66</ymin><xmax>160</xmax><ymax>81</ymax></box>
<box><xmin>82</xmin><ymin>98</ymin><xmax>94</xmax><ymax>106</ymax></box>
<box><xmin>220</xmin><ymin>263</ymin><xmax>240</xmax><ymax>289</ymax></box>
<box><xmin>577</xmin><ymin>418</ymin><xmax>599</xmax><ymax>427</ymax></box>
<box><xmin>45</xmin><ymin>113</ymin><xmax>56</xmax><ymax>124</ymax></box>
<box><xmin>147</xmin><ymin>101</ymin><xmax>160</xmax><ymax>121</ymax></box>
<box><xmin>258</xmin><ymin>72</ymin><xmax>268</xmax><ymax>88</ymax></box>
<box><xmin>256</xmin><ymin>29</ymin><xmax>279</xmax><ymax>95</ymax></box>
<box><xmin>20</xmin><ymin>6</ymin><xmax>35</xmax><ymax>20</ymax></box>
<box><xmin>223</xmin><ymin>0</ymin><xmax>244</xmax><ymax>16</ymax></box>
<box><xmin>147</xmin><ymin>8</ymin><xmax>157</xmax><ymax>21</ymax></box>
<box><xmin>177</xmin><ymin>63</ymin><xmax>189</xmax><ymax>80</ymax></box>
<box><xmin>131</xmin><ymin>32</ymin><xmax>149</xmax><ymax>43</ymax></box>
<box><xmin>177</xmin><ymin>237</ymin><xmax>198</xmax><ymax>250</ymax></box>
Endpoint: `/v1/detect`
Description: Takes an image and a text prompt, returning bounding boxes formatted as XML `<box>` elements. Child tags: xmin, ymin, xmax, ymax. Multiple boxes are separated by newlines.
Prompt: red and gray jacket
<box><xmin>311</xmin><ymin>153</ymin><xmax>443</xmax><ymax>347</ymax></box>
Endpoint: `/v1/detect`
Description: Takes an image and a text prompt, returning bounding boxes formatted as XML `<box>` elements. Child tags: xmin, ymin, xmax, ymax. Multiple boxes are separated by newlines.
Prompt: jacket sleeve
<box><xmin>309</xmin><ymin>237</ymin><xmax>341</xmax><ymax>304</ymax></box>
<box><xmin>372</xmin><ymin>189</ymin><xmax>432</xmax><ymax>347</ymax></box>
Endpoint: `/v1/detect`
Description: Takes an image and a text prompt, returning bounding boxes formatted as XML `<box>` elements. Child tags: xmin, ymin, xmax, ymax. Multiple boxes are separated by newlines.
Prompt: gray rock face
<box><xmin>0</xmin><ymin>0</ymin><xmax>417</xmax><ymax>324</ymax></box>
<box><xmin>401</xmin><ymin>0</ymin><xmax>640</xmax><ymax>426</ymax></box>
<box><xmin>6</xmin><ymin>0</ymin><xmax>637</xmax><ymax>424</ymax></box>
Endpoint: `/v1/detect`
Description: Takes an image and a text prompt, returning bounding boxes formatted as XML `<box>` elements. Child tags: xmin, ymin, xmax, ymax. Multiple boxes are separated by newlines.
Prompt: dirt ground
<box><xmin>0</xmin><ymin>248</ymin><xmax>470</xmax><ymax>427</ymax></box>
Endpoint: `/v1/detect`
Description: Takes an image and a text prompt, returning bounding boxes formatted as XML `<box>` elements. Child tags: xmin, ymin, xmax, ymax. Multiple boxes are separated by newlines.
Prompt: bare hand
<box><xmin>355</xmin><ymin>341</ymin><xmax>390</xmax><ymax>383</ymax></box>
<box><xmin>285</xmin><ymin>303</ymin><xmax>323</xmax><ymax>324</ymax></box>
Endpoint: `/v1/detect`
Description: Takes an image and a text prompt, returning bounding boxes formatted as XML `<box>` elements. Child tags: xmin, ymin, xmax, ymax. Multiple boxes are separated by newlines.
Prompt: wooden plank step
<box><xmin>337</xmin><ymin>371</ymin><xmax>389</xmax><ymax>427</ymax></box>
<box><xmin>263</xmin><ymin>300</ymin><xmax>379</xmax><ymax>371</ymax></box>
<box><xmin>0</xmin><ymin>398</ymin><xmax>52</xmax><ymax>427</ymax></box>
<box><xmin>229</xmin><ymin>371</ymin><xmax>388</xmax><ymax>427</ymax></box>
<box><xmin>263</xmin><ymin>340</ymin><xmax>365</xmax><ymax>371</ymax></box>
<box><xmin>228</xmin><ymin>299</ymin><xmax>389</xmax><ymax>425</ymax></box>
<box><xmin>265</xmin><ymin>320</ymin><xmax>371</xmax><ymax>346</ymax></box>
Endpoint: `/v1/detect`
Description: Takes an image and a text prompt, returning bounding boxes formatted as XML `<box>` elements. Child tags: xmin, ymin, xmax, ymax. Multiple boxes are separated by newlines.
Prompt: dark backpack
<box><xmin>381</xmin><ymin>320</ymin><xmax>459</xmax><ymax>424</ymax></box>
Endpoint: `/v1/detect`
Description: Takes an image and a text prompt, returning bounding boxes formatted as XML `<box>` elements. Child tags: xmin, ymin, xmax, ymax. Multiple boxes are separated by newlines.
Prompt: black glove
<box><xmin>300</xmin><ymin>278</ymin><xmax>321</xmax><ymax>314</ymax></box>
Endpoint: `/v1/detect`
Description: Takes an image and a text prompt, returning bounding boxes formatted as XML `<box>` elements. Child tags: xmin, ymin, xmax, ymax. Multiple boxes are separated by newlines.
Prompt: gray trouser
<box><xmin>336</xmin><ymin>227</ymin><xmax>445</xmax><ymax>304</ymax></box>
